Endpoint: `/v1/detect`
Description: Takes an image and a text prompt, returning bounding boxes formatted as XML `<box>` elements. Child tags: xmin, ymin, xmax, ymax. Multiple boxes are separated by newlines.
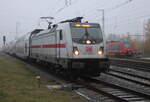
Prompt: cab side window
<box><xmin>60</xmin><ymin>30</ymin><xmax>63</xmax><ymax>40</ymax></box>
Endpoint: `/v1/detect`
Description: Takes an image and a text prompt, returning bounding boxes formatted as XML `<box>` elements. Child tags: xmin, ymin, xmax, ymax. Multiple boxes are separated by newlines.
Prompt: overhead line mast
<box><xmin>65</xmin><ymin>0</ymin><xmax>71</xmax><ymax>6</ymax></box>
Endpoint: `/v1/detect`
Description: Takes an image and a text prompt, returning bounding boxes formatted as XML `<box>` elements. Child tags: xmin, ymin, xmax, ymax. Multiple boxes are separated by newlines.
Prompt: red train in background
<box><xmin>106</xmin><ymin>40</ymin><xmax>141</xmax><ymax>57</ymax></box>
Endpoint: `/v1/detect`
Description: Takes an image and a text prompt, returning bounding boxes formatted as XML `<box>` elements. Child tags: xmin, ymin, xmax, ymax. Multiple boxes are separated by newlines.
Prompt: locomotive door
<box><xmin>25</xmin><ymin>43</ymin><xmax>27</xmax><ymax>54</ymax></box>
<box><xmin>55</xmin><ymin>30</ymin><xmax>62</xmax><ymax>60</ymax></box>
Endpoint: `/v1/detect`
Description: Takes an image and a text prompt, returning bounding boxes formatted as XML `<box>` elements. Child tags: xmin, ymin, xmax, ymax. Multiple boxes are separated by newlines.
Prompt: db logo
<box><xmin>86</xmin><ymin>46</ymin><xmax>93</xmax><ymax>53</ymax></box>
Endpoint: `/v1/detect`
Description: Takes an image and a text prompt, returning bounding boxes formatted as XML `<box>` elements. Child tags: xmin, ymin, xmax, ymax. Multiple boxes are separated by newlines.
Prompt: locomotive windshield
<box><xmin>120</xmin><ymin>40</ymin><xmax>132</xmax><ymax>48</ymax></box>
<box><xmin>70</xmin><ymin>23</ymin><xmax>103</xmax><ymax>44</ymax></box>
<box><xmin>124</xmin><ymin>42</ymin><xmax>131</xmax><ymax>48</ymax></box>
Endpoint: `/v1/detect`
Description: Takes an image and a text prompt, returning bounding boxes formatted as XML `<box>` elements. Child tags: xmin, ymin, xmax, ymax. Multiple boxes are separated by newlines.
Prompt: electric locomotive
<box><xmin>9</xmin><ymin>17</ymin><xmax>110</xmax><ymax>77</ymax></box>
<box><xmin>106</xmin><ymin>40</ymin><xmax>136</xmax><ymax>57</ymax></box>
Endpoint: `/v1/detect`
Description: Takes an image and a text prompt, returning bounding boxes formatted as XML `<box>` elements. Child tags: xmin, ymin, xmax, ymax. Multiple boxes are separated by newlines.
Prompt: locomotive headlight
<box><xmin>86</xmin><ymin>40</ymin><xmax>91</xmax><ymax>44</ymax></box>
<box><xmin>98</xmin><ymin>50</ymin><xmax>103</xmax><ymax>55</ymax></box>
<box><xmin>98</xmin><ymin>47</ymin><xmax>104</xmax><ymax>55</ymax></box>
<box><xmin>74</xmin><ymin>50</ymin><xmax>80</xmax><ymax>55</ymax></box>
<box><xmin>73</xmin><ymin>47</ymin><xmax>80</xmax><ymax>55</ymax></box>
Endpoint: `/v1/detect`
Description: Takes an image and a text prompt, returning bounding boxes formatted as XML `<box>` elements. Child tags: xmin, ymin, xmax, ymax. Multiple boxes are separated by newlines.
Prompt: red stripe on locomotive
<box><xmin>31</xmin><ymin>44</ymin><xmax>66</xmax><ymax>48</ymax></box>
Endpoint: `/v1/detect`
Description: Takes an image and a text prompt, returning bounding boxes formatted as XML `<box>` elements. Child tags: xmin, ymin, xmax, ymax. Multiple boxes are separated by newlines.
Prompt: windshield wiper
<box><xmin>81</xmin><ymin>28</ymin><xmax>92</xmax><ymax>40</ymax></box>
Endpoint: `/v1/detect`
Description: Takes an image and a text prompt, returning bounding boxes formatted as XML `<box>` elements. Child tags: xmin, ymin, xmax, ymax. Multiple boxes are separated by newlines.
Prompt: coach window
<box><xmin>60</xmin><ymin>30</ymin><xmax>63</xmax><ymax>40</ymax></box>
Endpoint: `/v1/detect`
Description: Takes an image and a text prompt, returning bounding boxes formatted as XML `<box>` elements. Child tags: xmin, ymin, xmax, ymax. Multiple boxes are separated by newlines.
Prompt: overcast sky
<box><xmin>0</xmin><ymin>0</ymin><xmax>150</xmax><ymax>46</ymax></box>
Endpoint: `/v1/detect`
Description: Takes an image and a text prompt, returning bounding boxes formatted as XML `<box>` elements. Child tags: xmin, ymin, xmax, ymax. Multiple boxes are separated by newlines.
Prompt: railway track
<box><xmin>110</xmin><ymin>58</ymin><xmax>150</xmax><ymax>72</ymax></box>
<box><xmin>110</xmin><ymin>57</ymin><xmax>150</xmax><ymax>63</ymax></box>
<box><xmin>107</xmin><ymin>68</ymin><xmax>150</xmax><ymax>88</ymax></box>
<box><xmin>80</xmin><ymin>77</ymin><xmax>150</xmax><ymax>102</ymax></box>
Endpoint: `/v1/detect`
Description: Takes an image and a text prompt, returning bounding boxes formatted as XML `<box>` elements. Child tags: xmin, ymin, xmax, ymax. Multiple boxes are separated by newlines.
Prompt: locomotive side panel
<box><xmin>30</xmin><ymin>32</ymin><xmax>56</xmax><ymax>63</ymax></box>
<box><xmin>57</xmin><ymin>23</ymin><xmax>73</xmax><ymax>59</ymax></box>
<box><xmin>30</xmin><ymin>27</ymin><xmax>69</xmax><ymax>65</ymax></box>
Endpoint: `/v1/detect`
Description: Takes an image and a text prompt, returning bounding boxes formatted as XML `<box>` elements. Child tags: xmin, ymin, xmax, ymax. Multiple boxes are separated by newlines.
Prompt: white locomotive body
<box><xmin>6</xmin><ymin>17</ymin><xmax>109</xmax><ymax>77</ymax></box>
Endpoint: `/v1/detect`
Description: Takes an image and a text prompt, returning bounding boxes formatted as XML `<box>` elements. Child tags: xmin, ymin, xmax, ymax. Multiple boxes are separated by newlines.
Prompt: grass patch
<box><xmin>0</xmin><ymin>55</ymin><xmax>86</xmax><ymax>102</ymax></box>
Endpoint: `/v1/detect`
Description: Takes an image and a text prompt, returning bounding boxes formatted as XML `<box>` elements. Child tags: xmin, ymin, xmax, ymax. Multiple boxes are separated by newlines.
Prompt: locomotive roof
<box><xmin>31</xmin><ymin>29</ymin><xmax>51</xmax><ymax>37</ymax></box>
<box><xmin>31</xmin><ymin>29</ymin><xmax>43</xmax><ymax>34</ymax></box>
<box><xmin>60</xmin><ymin>17</ymin><xmax>83</xmax><ymax>23</ymax></box>
<box><xmin>30</xmin><ymin>21</ymin><xmax>101</xmax><ymax>38</ymax></box>
<box><xmin>31</xmin><ymin>26</ymin><xmax>58</xmax><ymax>37</ymax></box>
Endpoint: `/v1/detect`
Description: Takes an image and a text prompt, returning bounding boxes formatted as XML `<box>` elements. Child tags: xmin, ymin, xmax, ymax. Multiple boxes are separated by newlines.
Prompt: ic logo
<box><xmin>86</xmin><ymin>46</ymin><xmax>93</xmax><ymax>53</ymax></box>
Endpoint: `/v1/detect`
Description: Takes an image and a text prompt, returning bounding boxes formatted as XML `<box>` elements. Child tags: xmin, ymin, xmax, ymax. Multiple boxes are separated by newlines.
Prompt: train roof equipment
<box><xmin>60</xmin><ymin>17</ymin><xmax>83</xmax><ymax>23</ymax></box>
